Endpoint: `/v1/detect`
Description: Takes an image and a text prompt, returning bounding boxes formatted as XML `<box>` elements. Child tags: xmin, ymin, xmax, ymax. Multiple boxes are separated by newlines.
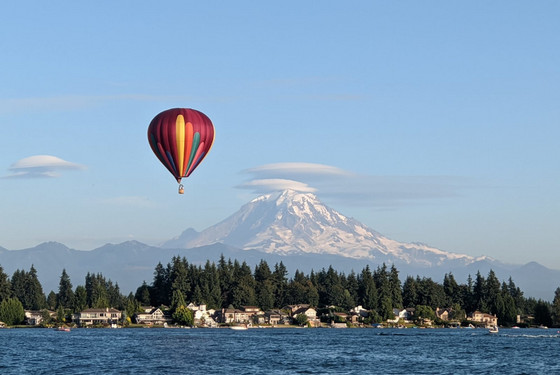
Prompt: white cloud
<box><xmin>4</xmin><ymin>155</ymin><xmax>86</xmax><ymax>178</ymax></box>
<box><xmin>237</xmin><ymin>179</ymin><xmax>317</xmax><ymax>194</ymax></box>
<box><xmin>0</xmin><ymin>94</ymin><xmax>186</xmax><ymax>113</ymax></box>
<box><xmin>240</xmin><ymin>161</ymin><xmax>468</xmax><ymax>208</ymax></box>
<box><xmin>244</xmin><ymin>162</ymin><xmax>352</xmax><ymax>177</ymax></box>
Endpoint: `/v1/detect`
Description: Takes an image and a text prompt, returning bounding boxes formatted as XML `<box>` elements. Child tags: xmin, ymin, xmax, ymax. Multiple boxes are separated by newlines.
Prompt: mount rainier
<box><xmin>163</xmin><ymin>189</ymin><xmax>488</xmax><ymax>267</ymax></box>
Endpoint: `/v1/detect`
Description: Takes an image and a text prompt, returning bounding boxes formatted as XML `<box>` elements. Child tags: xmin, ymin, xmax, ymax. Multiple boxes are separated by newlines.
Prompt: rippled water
<box><xmin>1</xmin><ymin>328</ymin><xmax>559</xmax><ymax>374</ymax></box>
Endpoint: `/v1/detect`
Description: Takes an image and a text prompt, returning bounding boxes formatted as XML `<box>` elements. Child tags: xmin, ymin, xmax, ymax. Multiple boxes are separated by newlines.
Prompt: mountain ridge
<box><xmin>0</xmin><ymin>190</ymin><xmax>557</xmax><ymax>300</ymax></box>
<box><xmin>162</xmin><ymin>189</ymin><xmax>489</xmax><ymax>266</ymax></box>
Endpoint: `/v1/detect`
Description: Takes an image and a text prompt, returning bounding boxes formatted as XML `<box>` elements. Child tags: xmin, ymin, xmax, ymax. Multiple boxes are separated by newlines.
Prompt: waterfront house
<box><xmin>75</xmin><ymin>308</ymin><xmax>122</xmax><ymax>326</ymax></box>
<box><xmin>134</xmin><ymin>307</ymin><xmax>171</xmax><ymax>325</ymax></box>
<box><xmin>293</xmin><ymin>306</ymin><xmax>317</xmax><ymax>321</ymax></box>
<box><xmin>24</xmin><ymin>310</ymin><xmax>55</xmax><ymax>326</ymax></box>
<box><xmin>219</xmin><ymin>308</ymin><xmax>250</xmax><ymax>324</ymax></box>
<box><xmin>283</xmin><ymin>304</ymin><xmax>310</xmax><ymax>315</ymax></box>
<box><xmin>469</xmin><ymin>311</ymin><xmax>498</xmax><ymax>327</ymax></box>
<box><xmin>436</xmin><ymin>307</ymin><xmax>452</xmax><ymax>321</ymax></box>
<box><xmin>350</xmin><ymin>305</ymin><xmax>369</xmax><ymax>317</ymax></box>
<box><xmin>388</xmin><ymin>308</ymin><xmax>414</xmax><ymax>323</ymax></box>
<box><xmin>241</xmin><ymin>306</ymin><xmax>265</xmax><ymax>324</ymax></box>
<box><xmin>187</xmin><ymin>303</ymin><xmax>218</xmax><ymax>327</ymax></box>
<box><xmin>265</xmin><ymin>309</ymin><xmax>291</xmax><ymax>325</ymax></box>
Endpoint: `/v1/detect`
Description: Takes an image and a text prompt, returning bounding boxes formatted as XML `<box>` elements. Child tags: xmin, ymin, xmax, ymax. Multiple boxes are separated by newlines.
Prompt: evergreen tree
<box><xmin>203</xmin><ymin>261</ymin><xmax>222</xmax><ymax>309</ymax></box>
<box><xmin>322</xmin><ymin>266</ymin><xmax>345</xmax><ymax>307</ymax></box>
<box><xmin>135</xmin><ymin>281</ymin><xmax>151</xmax><ymax>306</ymax></box>
<box><xmin>507</xmin><ymin>277</ymin><xmax>524</xmax><ymax>315</ymax></box>
<box><xmin>254</xmin><ymin>260</ymin><xmax>275</xmax><ymax>311</ymax></box>
<box><xmin>169</xmin><ymin>257</ymin><xmax>191</xmax><ymax>301</ymax></box>
<box><xmin>472</xmin><ymin>271</ymin><xmax>486</xmax><ymax>312</ymax></box>
<box><xmin>10</xmin><ymin>269</ymin><xmax>26</xmax><ymax>305</ymax></box>
<box><xmin>497</xmin><ymin>285</ymin><xmax>518</xmax><ymax>326</ymax></box>
<box><xmin>27</xmin><ymin>265</ymin><xmax>46</xmax><ymax>310</ymax></box>
<box><xmin>192</xmin><ymin>284</ymin><xmax>203</xmax><ymax>305</ymax></box>
<box><xmin>552</xmin><ymin>287</ymin><xmax>560</xmax><ymax>326</ymax></box>
<box><xmin>402</xmin><ymin>276</ymin><xmax>418</xmax><ymax>308</ymax></box>
<box><xmin>151</xmin><ymin>262</ymin><xmax>170</xmax><ymax>307</ymax></box>
<box><xmin>484</xmin><ymin>270</ymin><xmax>501</xmax><ymax>315</ymax></box>
<box><xmin>272</xmin><ymin>262</ymin><xmax>288</xmax><ymax>308</ymax></box>
<box><xmin>359</xmin><ymin>266</ymin><xmax>378</xmax><ymax>310</ymax></box>
<box><xmin>12</xmin><ymin>266</ymin><xmax>46</xmax><ymax>310</ymax></box>
<box><xmin>218</xmin><ymin>255</ymin><xmax>234</xmax><ymax>307</ymax></box>
<box><xmin>415</xmin><ymin>277</ymin><xmax>446</xmax><ymax>310</ymax></box>
<box><xmin>73</xmin><ymin>285</ymin><xmax>88</xmax><ymax>312</ymax></box>
<box><xmin>47</xmin><ymin>291</ymin><xmax>57</xmax><ymax>310</ymax></box>
<box><xmin>389</xmin><ymin>265</ymin><xmax>402</xmax><ymax>309</ymax></box>
<box><xmin>374</xmin><ymin>264</ymin><xmax>393</xmax><ymax>315</ymax></box>
<box><xmin>57</xmin><ymin>269</ymin><xmax>74</xmax><ymax>309</ymax></box>
<box><xmin>443</xmin><ymin>273</ymin><xmax>459</xmax><ymax>305</ymax></box>
<box><xmin>345</xmin><ymin>271</ymin><xmax>360</xmax><ymax>307</ymax></box>
<box><xmin>0</xmin><ymin>266</ymin><xmax>11</xmax><ymax>303</ymax></box>
<box><xmin>171</xmin><ymin>289</ymin><xmax>187</xmax><ymax>311</ymax></box>
<box><xmin>231</xmin><ymin>261</ymin><xmax>256</xmax><ymax>307</ymax></box>
<box><xmin>534</xmin><ymin>300</ymin><xmax>552</xmax><ymax>327</ymax></box>
<box><xmin>107</xmin><ymin>282</ymin><xmax>123</xmax><ymax>309</ymax></box>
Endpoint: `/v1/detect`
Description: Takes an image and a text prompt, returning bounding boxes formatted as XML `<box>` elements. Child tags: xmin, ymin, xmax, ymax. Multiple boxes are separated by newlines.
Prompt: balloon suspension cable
<box><xmin>178</xmin><ymin>184</ymin><xmax>185</xmax><ymax>194</ymax></box>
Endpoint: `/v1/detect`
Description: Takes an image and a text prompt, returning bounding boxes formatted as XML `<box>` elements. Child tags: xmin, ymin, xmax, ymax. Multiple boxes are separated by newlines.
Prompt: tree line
<box><xmin>1</xmin><ymin>256</ymin><xmax>560</xmax><ymax>327</ymax></box>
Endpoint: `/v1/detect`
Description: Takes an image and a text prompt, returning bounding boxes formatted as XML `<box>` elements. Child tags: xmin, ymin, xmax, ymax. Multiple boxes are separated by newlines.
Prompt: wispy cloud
<box><xmin>239</xmin><ymin>162</ymin><xmax>468</xmax><ymax>208</ymax></box>
<box><xmin>100</xmin><ymin>196</ymin><xmax>156</xmax><ymax>208</ymax></box>
<box><xmin>4</xmin><ymin>155</ymin><xmax>86</xmax><ymax>178</ymax></box>
<box><xmin>238</xmin><ymin>179</ymin><xmax>317</xmax><ymax>194</ymax></box>
<box><xmin>0</xmin><ymin>94</ymin><xmax>198</xmax><ymax>114</ymax></box>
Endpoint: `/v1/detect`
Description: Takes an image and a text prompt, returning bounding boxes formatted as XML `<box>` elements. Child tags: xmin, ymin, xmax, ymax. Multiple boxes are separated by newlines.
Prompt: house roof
<box><xmin>81</xmin><ymin>308</ymin><xmax>121</xmax><ymax>313</ymax></box>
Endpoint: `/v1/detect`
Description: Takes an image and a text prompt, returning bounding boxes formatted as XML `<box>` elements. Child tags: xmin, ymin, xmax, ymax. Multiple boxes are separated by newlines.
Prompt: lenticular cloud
<box><xmin>5</xmin><ymin>155</ymin><xmax>85</xmax><ymax>178</ymax></box>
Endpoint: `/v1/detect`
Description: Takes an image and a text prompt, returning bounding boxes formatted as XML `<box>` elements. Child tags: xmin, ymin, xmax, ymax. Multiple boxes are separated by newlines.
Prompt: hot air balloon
<box><xmin>148</xmin><ymin>108</ymin><xmax>215</xmax><ymax>194</ymax></box>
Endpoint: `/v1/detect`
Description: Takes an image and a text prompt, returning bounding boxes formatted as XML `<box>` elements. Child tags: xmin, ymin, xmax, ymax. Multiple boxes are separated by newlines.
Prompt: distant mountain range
<box><xmin>1</xmin><ymin>190</ymin><xmax>558</xmax><ymax>300</ymax></box>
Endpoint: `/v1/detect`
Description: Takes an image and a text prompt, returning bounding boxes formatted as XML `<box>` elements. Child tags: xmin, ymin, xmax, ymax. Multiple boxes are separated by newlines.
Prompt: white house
<box><xmin>135</xmin><ymin>307</ymin><xmax>171</xmax><ymax>325</ymax></box>
<box><xmin>75</xmin><ymin>308</ymin><xmax>122</xmax><ymax>326</ymax></box>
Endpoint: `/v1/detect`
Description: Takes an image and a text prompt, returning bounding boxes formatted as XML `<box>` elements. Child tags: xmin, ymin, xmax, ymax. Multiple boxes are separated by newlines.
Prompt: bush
<box><xmin>0</xmin><ymin>298</ymin><xmax>25</xmax><ymax>326</ymax></box>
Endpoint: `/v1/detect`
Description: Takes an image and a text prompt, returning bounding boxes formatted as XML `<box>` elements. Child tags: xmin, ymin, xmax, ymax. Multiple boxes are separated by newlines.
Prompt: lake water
<box><xmin>1</xmin><ymin>327</ymin><xmax>559</xmax><ymax>374</ymax></box>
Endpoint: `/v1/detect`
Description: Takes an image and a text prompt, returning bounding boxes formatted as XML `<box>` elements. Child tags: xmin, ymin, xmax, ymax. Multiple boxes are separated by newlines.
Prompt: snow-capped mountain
<box><xmin>162</xmin><ymin>190</ymin><xmax>489</xmax><ymax>267</ymax></box>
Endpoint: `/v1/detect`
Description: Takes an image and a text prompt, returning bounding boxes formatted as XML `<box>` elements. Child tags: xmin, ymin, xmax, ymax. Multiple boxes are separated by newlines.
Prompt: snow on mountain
<box><xmin>163</xmin><ymin>189</ymin><xmax>488</xmax><ymax>267</ymax></box>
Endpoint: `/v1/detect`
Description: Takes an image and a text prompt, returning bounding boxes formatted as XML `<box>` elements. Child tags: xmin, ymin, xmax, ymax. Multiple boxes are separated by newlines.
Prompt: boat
<box><xmin>488</xmin><ymin>326</ymin><xmax>499</xmax><ymax>334</ymax></box>
<box><xmin>230</xmin><ymin>325</ymin><xmax>248</xmax><ymax>330</ymax></box>
<box><xmin>56</xmin><ymin>326</ymin><xmax>71</xmax><ymax>332</ymax></box>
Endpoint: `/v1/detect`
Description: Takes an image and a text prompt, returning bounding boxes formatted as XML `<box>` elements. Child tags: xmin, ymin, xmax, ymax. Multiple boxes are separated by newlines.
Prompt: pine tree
<box><xmin>151</xmin><ymin>262</ymin><xmax>170</xmax><ymax>307</ymax></box>
<box><xmin>359</xmin><ymin>266</ymin><xmax>378</xmax><ymax>310</ymax></box>
<box><xmin>73</xmin><ymin>285</ymin><xmax>88</xmax><ymax>312</ymax></box>
<box><xmin>0</xmin><ymin>266</ymin><xmax>11</xmax><ymax>303</ymax></box>
<box><xmin>57</xmin><ymin>269</ymin><xmax>74</xmax><ymax>309</ymax></box>
<box><xmin>402</xmin><ymin>276</ymin><xmax>418</xmax><ymax>308</ymax></box>
<box><xmin>551</xmin><ymin>287</ymin><xmax>560</xmax><ymax>326</ymax></box>
<box><xmin>389</xmin><ymin>265</ymin><xmax>402</xmax><ymax>309</ymax></box>
<box><xmin>231</xmin><ymin>261</ymin><xmax>256</xmax><ymax>307</ymax></box>
<box><xmin>135</xmin><ymin>282</ymin><xmax>151</xmax><ymax>305</ymax></box>
<box><xmin>443</xmin><ymin>273</ymin><xmax>459</xmax><ymax>305</ymax></box>
<box><xmin>272</xmin><ymin>262</ymin><xmax>288</xmax><ymax>308</ymax></box>
<box><xmin>254</xmin><ymin>260</ymin><xmax>275</xmax><ymax>311</ymax></box>
<box><xmin>484</xmin><ymin>270</ymin><xmax>501</xmax><ymax>315</ymax></box>
<box><xmin>47</xmin><ymin>291</ymin><xmax>57</xmax><ymax>310</ymax></box>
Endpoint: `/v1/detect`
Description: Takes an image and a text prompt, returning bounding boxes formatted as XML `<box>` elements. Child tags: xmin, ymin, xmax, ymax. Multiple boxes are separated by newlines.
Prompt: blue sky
<box><xmin>1</xmin><ymin>1</ymin><xmax>559</xmax><ymax>268</ymax></box>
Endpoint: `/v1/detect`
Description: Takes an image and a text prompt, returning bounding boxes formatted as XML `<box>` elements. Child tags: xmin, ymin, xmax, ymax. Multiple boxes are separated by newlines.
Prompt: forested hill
<box><xmin>1</xmin><ymin>256</ymin><xmax>559</xmax><ymax>328</ymax></box>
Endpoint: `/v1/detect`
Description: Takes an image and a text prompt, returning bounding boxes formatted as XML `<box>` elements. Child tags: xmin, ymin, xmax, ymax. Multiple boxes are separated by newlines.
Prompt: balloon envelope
<box><xmin>148</xmin><ymin>108</ymin><xmax>215</xmax><ymax>183</ymax></box>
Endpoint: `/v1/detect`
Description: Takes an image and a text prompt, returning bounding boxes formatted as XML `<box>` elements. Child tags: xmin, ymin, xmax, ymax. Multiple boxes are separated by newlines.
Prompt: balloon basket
<box><xmin>178</xmin><ymin>184</ymin><xmax>184</xmax><ymax>194</ymax></box>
